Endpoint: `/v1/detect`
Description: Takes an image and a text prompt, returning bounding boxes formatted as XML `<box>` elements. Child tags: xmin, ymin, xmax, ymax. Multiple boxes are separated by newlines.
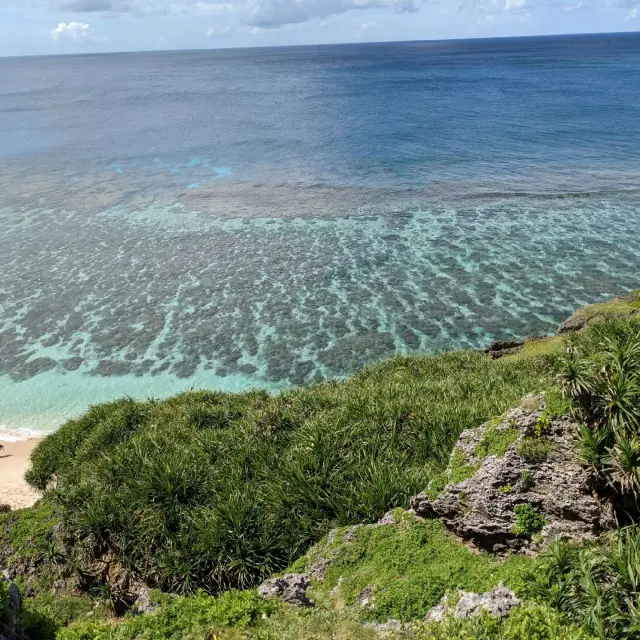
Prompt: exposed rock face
<box><xmin>411</xmin><ymin>394</ymin><xmax>616</xmax><ymax>553</ymax></box>
<box><xmin>456</xmin><ymin>584</ymin><xmax>520</xmax><ymax>619</ymax></box>
<box><xmin>258</xmin><ymin>573</ymin><xmax>314</xmax><ymax>607</ymax></box>
<box><xmin>131</xmin><ymin>585</ymin><xmax>160</xmax><ymax>615</ymax></box>
<box><xmin>0</xmin><ymin>569</ymin><xmax>22</xmax><ymax>640</ymax></box>
<box><xmin>426</xmin><ymin>584</ymin><xmax>520</xmax><ymax>622</ymax></box>
<box><xmin>484</xmin><ymin>339</ymin><xmax>525</xmax><ymax>359</ymax></box>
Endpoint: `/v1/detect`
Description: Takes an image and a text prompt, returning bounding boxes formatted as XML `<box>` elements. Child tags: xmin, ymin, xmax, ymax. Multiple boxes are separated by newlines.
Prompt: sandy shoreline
<box><xmin>0</xmin><ymin>438</ymin><xmax>42</xmax><ymax>510</ymax></box>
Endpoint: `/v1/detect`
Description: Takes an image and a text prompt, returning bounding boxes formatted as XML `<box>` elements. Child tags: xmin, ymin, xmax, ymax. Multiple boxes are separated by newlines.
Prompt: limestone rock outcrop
<box><xmin>258</xmin><ymin>573</ymin><xmax>314</xmax><ymax>607</ymax></box>
<box><xmin>411</xmin><ymin>394</ymin><xmax>616</xmax><ymax>553</ymax></box>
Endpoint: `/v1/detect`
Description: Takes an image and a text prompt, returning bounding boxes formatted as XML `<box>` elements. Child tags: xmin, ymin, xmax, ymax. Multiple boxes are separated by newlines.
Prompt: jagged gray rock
<box><xmin>131</xmin><ymin>585</ymin><xmax>160</xmax><ymax>615</ymax></box>
<box><xmin>366</xmin><ymin>619</ymin><xmax>405</xmax><ymax>635</ymax></box>
<box><xmin>455</xmin><ymin>584</ymin><xmax>520</xmax><ymax>620</ymax></box>
<box><xmin>411</xmin><ymin>394</ymin><xmax>616</xmax><ymax>552</ymax></box>
<box><xmin>426</xmin><ymin>584</ymin><xmax>520</xmax><ymax>622</ymax></box>
<box><xmin>359</xmin><ymin>585</ymin><xmax>376</xmax><ymax>608</ymax></box>
<box><xmin>0</xmin><ymin>569</ymin><xmax>22</xmax><ymax>640</ymax></box>
<box><xmin>258</xmin><ymin>573</ymin><xmax>314</xmax><ymax>607</ymax></box>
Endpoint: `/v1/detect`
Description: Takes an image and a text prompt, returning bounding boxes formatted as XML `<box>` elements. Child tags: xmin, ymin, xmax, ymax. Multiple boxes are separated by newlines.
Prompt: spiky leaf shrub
<box><xmin>26</xmin><ymin>351</ymin><xmax>549</xmax><ymax>595</ymax></box>
<box><xmin>531</xmin><ymin>527</ymin><xmax>640</xmax><ymax>640</ymax></box>
<box><xmin>556</xmin><ymin>317</ymin><xmax>640</xmax><ymax>496</ymax></box>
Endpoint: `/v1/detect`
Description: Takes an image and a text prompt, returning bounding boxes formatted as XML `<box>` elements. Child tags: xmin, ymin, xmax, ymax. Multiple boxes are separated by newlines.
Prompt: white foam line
<box><xmin>0</xmin><ymin>427</ymin><xmax>47</xmax><ymax>442</ymax></box>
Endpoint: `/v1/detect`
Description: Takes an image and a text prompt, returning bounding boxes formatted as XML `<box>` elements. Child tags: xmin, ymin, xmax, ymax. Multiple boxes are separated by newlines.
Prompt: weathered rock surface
<box><xmin>366</xmin><ymin>619</ymin><xmax>405</xmax><ymax>635</ymax></box>
<box><xmin>131</xmin><ymin>585</ymin><xmax>160</xmax><ymax>615</ymax></box>
<box><xmin>258</xmin><ymin>573</ymin><xmax>314</xmax><ymax>607</ymax></box>
<box><xmin>426</xmin><ymin>584</ymin><xmax>520</xmax><ymax>622</ymax></box>
<box><xmin>0</xmin><ymin>569</ymin><xmax>22</xmax><ymax>640</ymax></box>
<box><xmin>484</xmin><ymin>339</ymin><xmax>525</xmax><ymax>359</ymax></box>
<box><xmin>411</xmin><ymin>394</ymin><xmax>616</xmax><ymax>552</ymax></box>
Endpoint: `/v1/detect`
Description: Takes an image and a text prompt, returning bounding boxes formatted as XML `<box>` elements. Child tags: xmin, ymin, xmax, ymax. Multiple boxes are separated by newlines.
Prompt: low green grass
<box><xmin>566</xmin><ymin>290</ymin><xmax>640</xmax><ymax>326</ymax></box>
<box><xmin>294</xmin><ymin>514</ymin><xmax>540</xmax><ymax>624</ymax></box>
<box><xmin>416</xmin><ymin>604</ymin><xmax>594</xmax><ymax>639</ymax></box>
<box><xmin>517</xmin><ymin>437</ymin><xmax>554</xmax><ymax>462</ymax></box>
<box><xmin>0</xmin><ymin>502</ymin><xmax>60</xmax><ymax>566</ymax></box>
<box><xmin>56</xmin><ymin>590</ymin><xmax>276</xmax><ymax>640</ymax></box>
<box><xmin>475</xmin><ymin>421</ymin><xmax>520</xmax><ymax>459</ymax></box>
<box><xmin>26</xmin><ymin>350</ymin><xmax>553</xmax><ymax>597</ymax></box>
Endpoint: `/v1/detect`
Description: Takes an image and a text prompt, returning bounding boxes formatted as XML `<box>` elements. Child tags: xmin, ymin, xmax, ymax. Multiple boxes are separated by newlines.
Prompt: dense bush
<box><xmin>556</xmin><ymin>317</ymin><xmax>640</xmax><ymax>496</ymax></box>
<box><xmin>532</xmin><ymin>527</ymin><xmax>640</xmax><ymax>640</ymax></box>
<box><xmin>25</xmin><ymin>351</ymin><xmax>550</xmax><ymax>596</ymax></box>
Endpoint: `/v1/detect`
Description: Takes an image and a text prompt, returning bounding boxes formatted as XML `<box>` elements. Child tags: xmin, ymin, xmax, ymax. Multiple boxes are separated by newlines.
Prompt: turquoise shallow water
<box><xmin>1</xmin><ymin>34</ymin><xmax>640</xmax><ymax>435</ymax></box>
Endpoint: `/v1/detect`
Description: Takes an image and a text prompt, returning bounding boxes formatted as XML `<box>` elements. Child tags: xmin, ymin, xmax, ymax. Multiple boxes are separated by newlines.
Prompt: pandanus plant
<box><xmin>556</xmin><ymin>319</ymin><xmax>640</xmax><ymax>497</ymax></box>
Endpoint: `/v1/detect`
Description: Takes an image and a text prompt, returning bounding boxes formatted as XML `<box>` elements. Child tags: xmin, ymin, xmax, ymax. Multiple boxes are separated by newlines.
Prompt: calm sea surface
<box><xmin>1</xmin><ymin>33</ymin><xmax>640</xmax><ymax>435</ymax></box>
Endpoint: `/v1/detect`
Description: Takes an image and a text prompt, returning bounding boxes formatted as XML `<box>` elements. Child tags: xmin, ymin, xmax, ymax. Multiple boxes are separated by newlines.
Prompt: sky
<box><xmin>1</xmin><ymin>0</ymin><xmax>638</xmax><ymax>57</ymax></box>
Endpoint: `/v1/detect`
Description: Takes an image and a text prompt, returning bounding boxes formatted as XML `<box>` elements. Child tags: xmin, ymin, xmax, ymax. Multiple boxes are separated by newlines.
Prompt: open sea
<box><xmin>1</xmin><ymin>32</ymin><xmax>640</xmax><ymax>437</ymax></box>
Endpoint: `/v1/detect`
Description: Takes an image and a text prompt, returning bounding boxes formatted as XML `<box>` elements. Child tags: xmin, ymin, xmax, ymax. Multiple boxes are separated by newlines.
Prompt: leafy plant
<box><xmin>555</xmin><ymin>318</ymin><xmax>640</xmax><ymax>496</ymax></box>
<box><xmin>417</xmin><ymin>603</ymin><xmax>594</xmax><ymax>639</ymax></box>
<box><xmin>520</xmin><ymin>470</ymin><xmax>535</xmax><ymax>491</ymax></box>
<box><xmin>512</xmin><ymin>504</ymin><xmax>546</xmax><ymax>537</ymax></box>
<box><xmin>532</xmin><ymin>527</ymin><xmax>640</xmax><ymax>639</ymax></box>
<box><xmin>475</xmin><ymin>420</ymin><xmax>520</xmax><ymax>459</ymax></box>
<box><xmin>517</xmin><ymin>437</ymin><xmax>554</xmax><ymax>462</ymax></box>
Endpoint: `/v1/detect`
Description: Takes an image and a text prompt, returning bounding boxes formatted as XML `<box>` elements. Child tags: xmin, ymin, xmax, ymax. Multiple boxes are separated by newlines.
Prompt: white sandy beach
<box><xmin>0</xmin><ymin>438</ymin><xmax>42</xmax><ymax>510</ymax></box>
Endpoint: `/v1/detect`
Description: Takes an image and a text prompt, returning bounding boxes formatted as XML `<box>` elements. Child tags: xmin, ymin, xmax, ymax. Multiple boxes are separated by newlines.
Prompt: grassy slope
<box><xmin>23</xmin><ymin>350</ymin><xmax>552</xmax><ymax>598</ymax></box>
<box><xmin>6</xmin><ymin>298</ymin><xmax>640</xmax><ymax>639</ymax></box>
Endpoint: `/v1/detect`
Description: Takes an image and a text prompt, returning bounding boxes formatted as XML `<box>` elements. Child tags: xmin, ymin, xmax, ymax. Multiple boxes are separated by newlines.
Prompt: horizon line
<box><xmin>1</xmin><ymin>28</ymin><xmax>638</xmax><ymax>61</ymax></box>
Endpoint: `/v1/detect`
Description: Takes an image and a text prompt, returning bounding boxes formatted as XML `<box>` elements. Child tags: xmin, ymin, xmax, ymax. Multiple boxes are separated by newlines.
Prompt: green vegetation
<box><xmin>520</xmin><ymin>470</ymin><xmax>535</xmax><ymax>491</ymax></box>
<box><xmin>532</xmin><ymin>528</ymin><xmax>640</xmax><ymax>639</ymax></box>
<box><xmin>56</xmin><ymin>590</ymin><xmax>276</xmax><ymax>640</ymax></box>
<box><xmin>561</xmin><ymin>290</ymin><xmax>640</xmax><ymax>330</ymax></box>
<box><xmin>517</xmin><ymin>437</ymin><xmax>554</xmax><ymax>462</ymax></box>
<box><xmin>556</xmin><ymin>317</ymin><xmax>640</xmax><ymax>496</ymax></box>
<box><xmin>512</xmin><ymin>504</ymin><xmax>546</xmax><ymax>537</ymax></box>
<box><xmin>417</xmin><ymin>604</ymin><xmax>594</xmax><ymax>639</ymax></box>
<box><xmin>26</xmin><ymin>350</ymin><xmax>550</xmax><ymax>597</ymax></box>
<box><xmin>7</xmin><ymin>303</ymin><xmax>640</xmax><ymax>640</ymax></box>
<box><xmin>0</xmin><ymin>579</ymin><xmax>10</xmax><ymax>628</ymax></box>
<box><xmin>475</xmin><ymin>420</ymin><xmax>520</xmax><ymax>459</ymax></box>
<box><xmin>297</xmin><ymin>515</ymin><xmax>539</xmax><ymax>624</ymax></box>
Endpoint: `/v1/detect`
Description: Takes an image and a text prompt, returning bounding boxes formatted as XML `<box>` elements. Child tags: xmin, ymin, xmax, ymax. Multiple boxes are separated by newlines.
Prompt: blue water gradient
<box><xmin>0</xmin><ymin>33</ymin><xmax>639</xmax><ymax>434</ymax></box>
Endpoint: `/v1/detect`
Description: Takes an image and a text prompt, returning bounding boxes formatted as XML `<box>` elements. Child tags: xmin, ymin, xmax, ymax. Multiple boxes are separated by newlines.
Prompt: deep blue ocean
<box><xmin>1</xmin><ymin>33</ymin><xmax>640</xmax><ymax>435</ymax></box>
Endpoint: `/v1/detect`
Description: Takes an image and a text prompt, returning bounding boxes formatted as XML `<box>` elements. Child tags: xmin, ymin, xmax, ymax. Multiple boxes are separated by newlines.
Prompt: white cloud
<box><xmin>360</xmin><ymin>19</ymin><xmax>376</xmax><ymax>30</ymax></box>
<box><xmin>51</xmin><ymin>0</ymin><xmax>421</xmax><ymax>28</ymax></box>
<box><xmin>244</xmin><ymin>0</ymin><xmax>419</xmax><ymax>28</ymax></box>
<box><xmin>625</xmin><ymin>6</ymin><xmax>639</xmax><ymax>17</ymax></box>
<box><xmin>564</xmin><ymin>1</ymin><xmax>586</xmax><ymax>10</ymax></box>
<box><xmin>206</xmin><ymin>25</ymin><xmax>232</xmax><ymax>35</ymax></box>
<box><xmin>503</xmin><ymin>0</ymin><xmax>526</xmax><ymax>10</ymax></box>
<box><xmin>49</xmin><ymin>21</ymin><xmax>95</xmax><ymax>41</ymax></box>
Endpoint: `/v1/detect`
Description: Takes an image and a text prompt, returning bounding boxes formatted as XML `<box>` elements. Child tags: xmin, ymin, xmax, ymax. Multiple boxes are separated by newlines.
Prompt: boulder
<box><xmin>411</xmin><ymin>395</ymin><xmax>616</xmax><ymax>553</ymax></box>
<box><xmin>426</xmin><ymin>584</ymin><xmax>519</xmax><ymax>622</ymax></box>
<box><xmin>131</xmin><ymin>585</ymin><xmax>160</xmax><ymax>615</ymax></box>
<box><xmin>484</xmin><ymin>339</ymin><xmax>524</xmax><ymax>359</ymax></box>
<box><xmin>455</xmin><ymin>584</ymin><xmax>519</xmax><ymax>620</ymax></box>
<box><xmin>258</xmin><ymin>573</ymin><xmax>314</xmax><ymax>607</ymax></box>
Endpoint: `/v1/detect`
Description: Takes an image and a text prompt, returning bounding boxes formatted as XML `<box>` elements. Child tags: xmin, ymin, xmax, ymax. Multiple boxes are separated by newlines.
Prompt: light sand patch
<box><xmin>0</xmin><ymin>438</ymin><xmax>42</xmax><ymax>510</ymax></box>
